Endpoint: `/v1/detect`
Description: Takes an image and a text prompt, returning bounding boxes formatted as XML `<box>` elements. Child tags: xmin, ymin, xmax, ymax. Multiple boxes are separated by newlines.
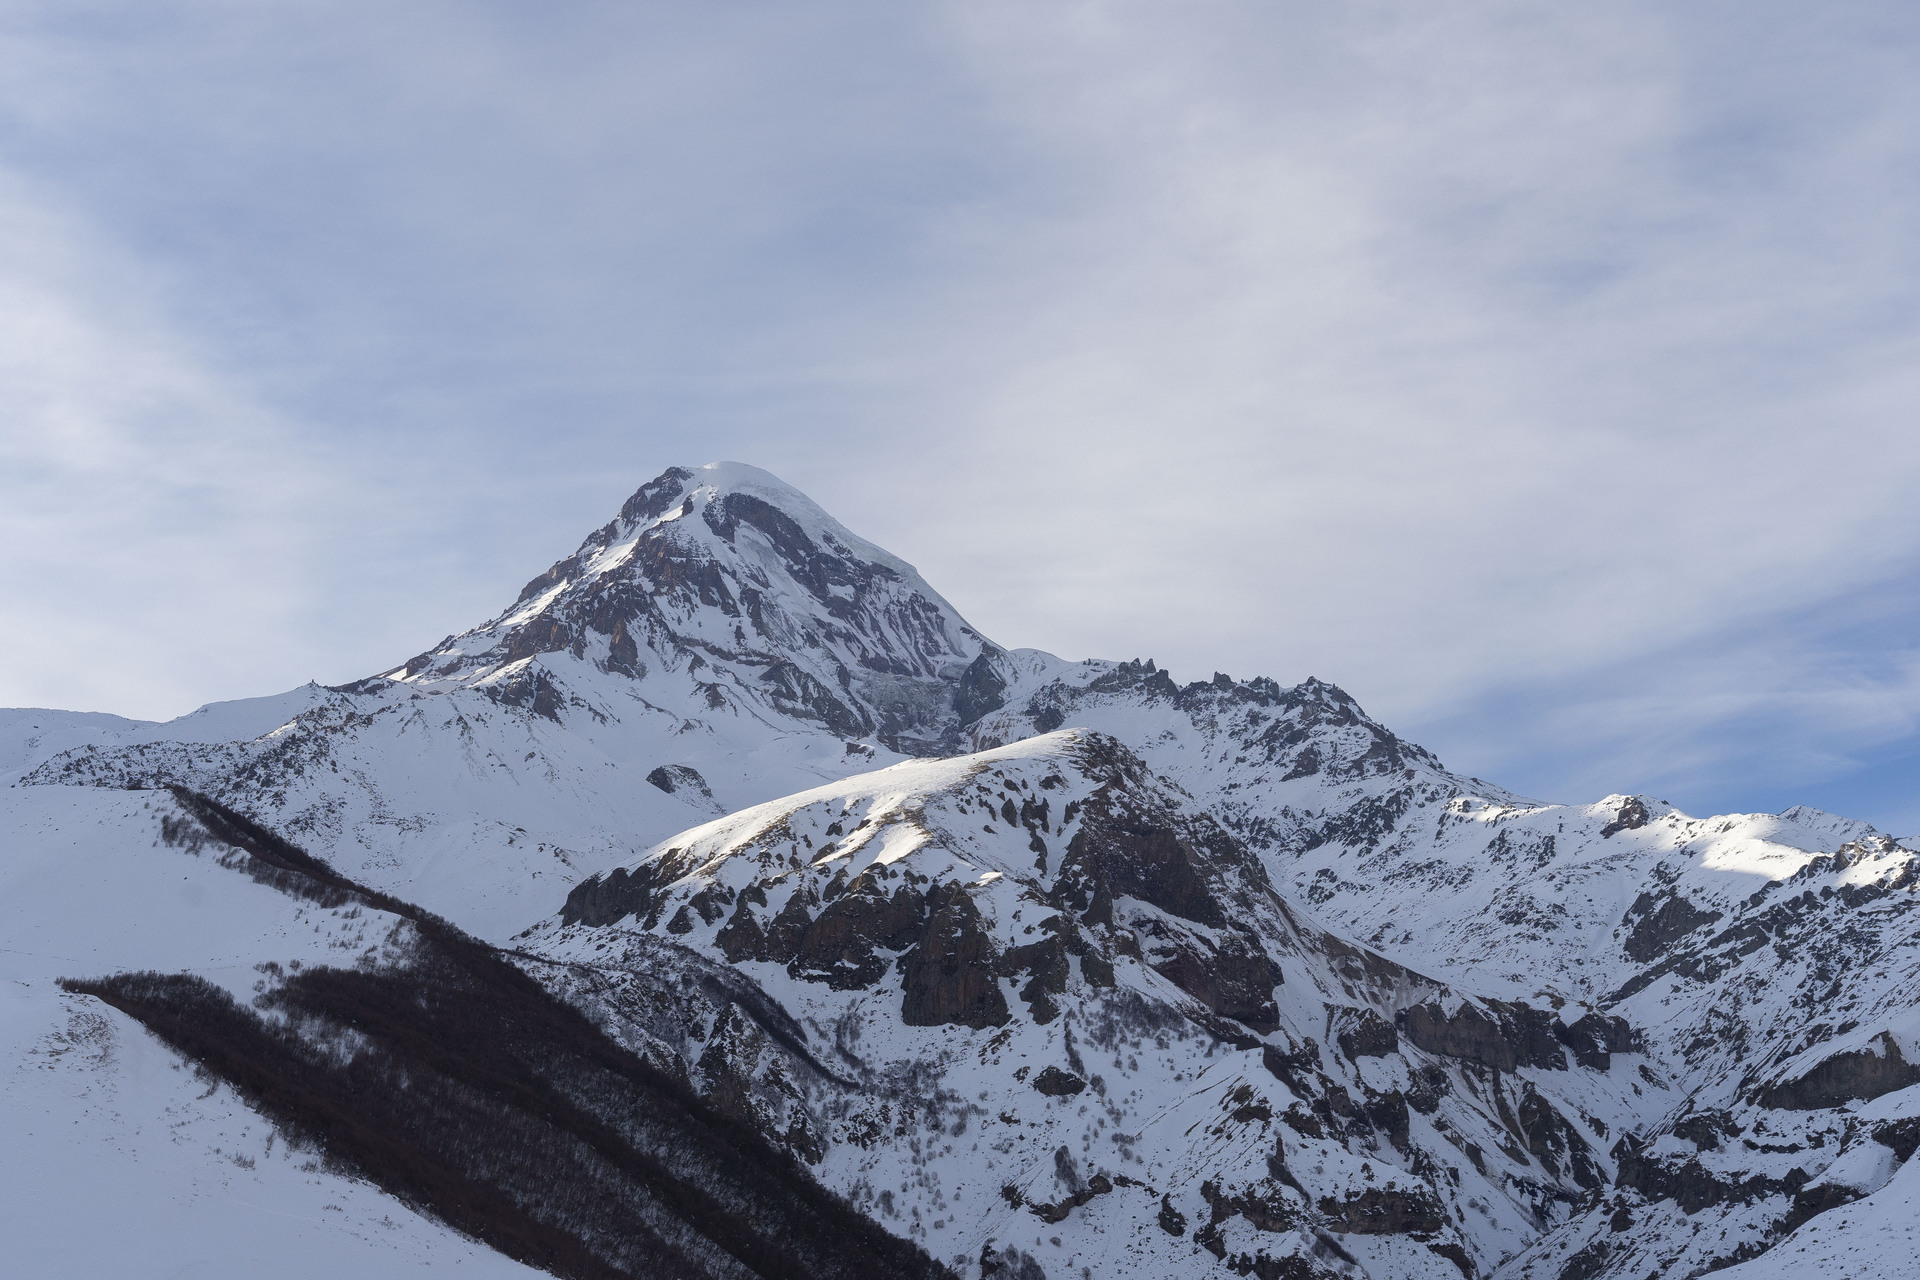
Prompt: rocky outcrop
<box><xmin>1050</xmin><ymin>734</ymin><xmax>1286</xmax><ymax>1031</ymax></box>
<box><xmin>759</xmin><ymin>662</ymin><xmax>872</xmax><ymax>739</ymax></box>
<box><xmin>1032</xmin><ymin>1066</ymin><xmax>1087</xmax><ymax>1097</ymax></box>
<box><xmin>1614</xmin><ymin>1139</ymin><xmax>1809</xmax><ymax>1215</ymax></box>
<box><xmin>1334</xmin><ymin>1007</ymin><xmax>1399</xmax><ymax>1059</ymax></box>
<box><xmin>1146</xmin><ymin>931</ymin><xmax>1283</xmax><ymax>1033</ymax></box>
<box><xmin>1399</xmin><ymin>1000</ymin><xmax>1567</xmax><ymax>1072</ymax></box>
<box><xmin>645</xmin><ymin>763</ymin><xmax>714</xmax><ymax>800</ymax></box>
<box><xmin>1552</xmin><ymin>1012</ymin><xmax>1642</xmax><ymax>1071</ymax></box>
<box><xmin>900</xmin><ymin>883</ymin><xmax>1009</xmax><ymax>1028</ymax></box>
<box><xmin>1029</xmin><ymin>1172</ymin><xmax>1113</xmax><ymax>1224</ymax></box>
<box><xmin>954</xmin><ymin>652</ymin><xmax>1008</xmax><ymax>724</ymax></box>
<box><xmin>1599</xmin><ymin>798</ymin><xmax>1650</xmax><ymax>838</ymax></box>
<box><xmin>1621</xmin><ymin>891</ymin><xmax>1723</xmax><ymax>963</ymax></box>
<box><xmin>561</xmin><ymin>859</ymin><xmax>674</xmax><ymax>927</ymax></box>
<box><xmin>1758</xmin><ymin>1033</ymin><xmax>1920</xmax><ymax>1110</ymax></box>
<box><xmin>1517</xmin><ymin>1087</ymin><xmax>1604</xmax><ymax>1190</ymax></box>
<box><xmin>791</xmin><ymin>881</ymin><xmax>928</xmax><ymax>989</ymax></box>
<box><xmin>1315</xmin><ymin>1186</ymin><xmax>1446</xmax><ymax>1235</ymax></box>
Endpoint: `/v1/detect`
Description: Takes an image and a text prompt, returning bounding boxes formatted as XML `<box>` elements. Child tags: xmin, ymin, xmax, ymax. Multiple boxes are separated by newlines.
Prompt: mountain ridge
<box><xmin>6</xmin><ymin>461</ymin><xmax>1919</xmax><ymax>1280</ymax></box>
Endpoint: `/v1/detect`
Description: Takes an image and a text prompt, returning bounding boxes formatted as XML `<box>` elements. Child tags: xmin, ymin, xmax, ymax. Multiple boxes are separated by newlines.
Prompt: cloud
<box><xmin>0</xmin><ymin>165</ymin><xmax>348</xmax><ymax>719</ymax></box>
<box><xmin>793</xmin><ymin>2</ymin><xmax>1920</xmax><ymax>823</ymax></box>
<box><xmin>1</xmin><ymin>2</ymin><xmax>1917</xmax><ymax>825</ymax></box>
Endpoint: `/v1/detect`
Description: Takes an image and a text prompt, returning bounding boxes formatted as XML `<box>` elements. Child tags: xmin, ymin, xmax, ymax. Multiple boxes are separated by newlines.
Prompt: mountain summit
<box><xmin>381</xmin><ymin>463</ymin><xmax>1005</xmax><ymax>755</ymax></box>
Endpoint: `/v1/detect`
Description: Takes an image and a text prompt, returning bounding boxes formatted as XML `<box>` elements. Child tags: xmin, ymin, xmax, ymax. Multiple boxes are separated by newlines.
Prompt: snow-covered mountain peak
<box><xmin>373</xmin><ymin>462</ymin><xmax>999</xmax><ymax>756</ymax></box>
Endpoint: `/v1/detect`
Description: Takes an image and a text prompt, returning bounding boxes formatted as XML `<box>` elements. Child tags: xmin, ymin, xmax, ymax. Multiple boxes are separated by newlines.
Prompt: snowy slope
<box><xmin>0</xmin><ymin>785</ymin><xmax>546</xmax><ymax>1280</ymax></box>
<box><xmin>963</xmin><ymin>660</ymin><xmax>1920</xmax><ymax>1277</ymax></box>
<box><xmin>520</xmin><ymin>731</ymin><xmax>1664</xmax><ymax>1280</ymax></box>
<box><xmin>2</xmin><ymin>782</ymin><xmax>952</xmax><ymax>1280</ymax></box>
<box><xmin>15</xmin><ymin>462</ymin><xmax>1023</xmax><ymax>937</ymax></box>
<box><xmin>1713</xmin><ymin>1135</ymin><xmax>1920</xmax><ymax>1280</ymax></box>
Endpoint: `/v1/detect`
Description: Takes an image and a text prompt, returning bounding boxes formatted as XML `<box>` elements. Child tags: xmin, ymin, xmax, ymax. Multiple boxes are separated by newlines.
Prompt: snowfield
<box><xmin>0</xmin><ymin>786</ymin><xmax>543</xmax><ymax>1280</ymax></box>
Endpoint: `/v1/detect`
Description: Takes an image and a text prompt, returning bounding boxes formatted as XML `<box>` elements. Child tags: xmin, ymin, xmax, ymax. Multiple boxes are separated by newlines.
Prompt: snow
<box><xmin>0</xmin><ymin>785</ymin><xmax>543</xmax><ymax>1278</ymax></box>
<box><xmin>1716</xmin><ymin>1144</ymin><xmax>1920</xmax><ymax>1279</ymax></box>
<box><xmin>518</xmin><ymin>731</ymin><xmax>1622</xmax><ymax>1278</ymax></box>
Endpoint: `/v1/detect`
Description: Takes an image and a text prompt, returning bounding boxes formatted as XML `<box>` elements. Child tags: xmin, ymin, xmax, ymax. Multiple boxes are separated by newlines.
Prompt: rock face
<box><xmin>517</xmin><ymin>731</ymin><xmax>1653</xmax><ymax>1280</ymax></box>
<box><xmin>1759</xmin><ymin>1033</ymin><xmax>1920</xmax><ymax>1110</ymax></box>
<box><xmin>1398</xmin><ymin>999</ymin><xmax>1567</xmax><ymax>1073</ymax></box>
<box><xmin>1316</xmin><ymin>1186</ymin><xmax>1447</xmax><ymax>1235</ymax></box>
<box><xmin>900</xmin><ymin>884</ymin><xmax>1009</xmax><ymax>1028</ymax></box>
<box><xmin>1620</xmin><ymin>890</ymin><xmax>1724</xmax><ymax>963</ymax></box>
<box><xmin>392</xmin><ymin>462</ymin><xmax>1002</xmax><ymax>757</ymax></box>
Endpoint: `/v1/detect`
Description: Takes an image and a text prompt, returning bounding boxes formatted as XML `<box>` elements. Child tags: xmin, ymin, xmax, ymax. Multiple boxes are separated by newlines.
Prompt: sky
<box><xmin>3</xmin><ymin>2</ymin><xmax>1920</xmax><ymax>831</ymax></box>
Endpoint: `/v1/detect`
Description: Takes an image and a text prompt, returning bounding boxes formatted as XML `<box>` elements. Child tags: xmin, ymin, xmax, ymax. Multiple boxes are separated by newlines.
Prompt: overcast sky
<box><xmin>4</xmin><ymin>2</ymin><xmax>1920</xmax><ymax>830</ymax></box>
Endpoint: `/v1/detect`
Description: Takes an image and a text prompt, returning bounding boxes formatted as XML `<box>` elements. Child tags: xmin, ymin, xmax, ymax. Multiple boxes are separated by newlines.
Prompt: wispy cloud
<box><xmin>1</xmin><ymin>2</ymin><xmax>1917</xmax><ymax>826</ymax></box>
<box><xmin>0</xmin><ymin>164</ymin><xmax>347</xmax><ymax>717</ymax></box>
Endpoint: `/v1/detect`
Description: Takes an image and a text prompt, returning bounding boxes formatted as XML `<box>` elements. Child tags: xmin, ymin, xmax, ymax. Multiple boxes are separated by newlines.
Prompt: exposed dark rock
<box><xmin>606</xmin><ymin>619</ymin><xmax>643</xmax><ymax>676</ymax></box>
<box><xmin>1147</xmin><ymin>931</ymin><xmax>1282</xmax><ymax>1034</ymax></box>
<box><xmin>484</xmin><ymin>665</ymin><xmax>566</xmax><ymax>722</ymax></box>
<box><xmin>1557</xmin><ymin>1239</ymin><xmax>1611</xmax><ymax>1280</ymax></box>
<box><xmin>1158</xmin><ymin>1194</ymin><xmax>1187</xmax><ymax>1236</ymax></box>
<box><xmin>715</xmin><ymin>898</ymin><xmax>769</xmax><ymax>963</ymax></box>
<box><xmin>1314</xmin><ymin>1186</ymin><xmax>1446</xmax><ymax>1235</ymax></box>
<box><xmin>644</xmin><ymin>764</ymin><xmax>713</xmax><ymax>800</ymax></box>
<box><xmin>900</xmin><ymin>884</ymin><xmax>1009</xmax><ymax>1028</ymax></box>
<box><xmin>1334</xmin><ymin>1008</ymin><xmax>1399</xmax><ymax>1059</ymax></box>
<box><xmin>1599</xmin><ymin>797</ymin><xmax>1649</xmax><ymax>838</ymax></box>
<box><xmin>1202</xmin><ymin>1178</ymin><xmax>1302</xmax><ymax>1235</ymax></box>
<box><xmin>1260</xmin><ymin>1042</ymin><xmax>1323</xmax><ymax>1095</ymax></box>
<box><xmin>1003</xmin><ymin>933</ymin><xmax>1070</xmax><ymax>1024</ymax></box>
<box><xmin>1030</xmin><ymin>1174</ymin><xmax>1111</xmax><ymax>1224</ymax></box>
<box><xmin>1874</xmin><ymin>1116</ymin><xmax>1920</xmax><ymax>1162</ymax></box>
<box><xmin>1426</xmin><ymin>1240</ymin><xmax>1475</xmax><ymax>1278</ymax></box>
<box><xmin>979</xmin><ymin>1243</ymin><xmax>1047</xmax><ymax>1280</ymax></box>
<box><xmin>1030</xmin><ymin>703</ymin><xmax>1067</xmax><ymax>734</ymax></box>
<box><xmin>1758</xmin><ymin>1033</ymin><xmax>1920</xmax><ymax>1110</ymax></box>
<box><xmin>1399</xmin><ymin>1000</ymin><xmax>1567</xmax><ymax>1073</ymax></box>
<box><xmin>1779</xmin><ymin>1181</ymin><xmax>1863</xmax><ymax>1235</ymax></box>
<box><xmin>1405</xmin><ymin>1064</ymin><xmax>1449</xmax><ymax>1115</ymax></box>
<box><xmin>1062</xmin><ymin>805</ymin><xmax>1223</xmax><ymax>927</ymax></box>
<box><xmin>1621</xmin><ymin>891</ymin><xmax>1724</xmax><ymax>963</ymax></box>
<box><xmin>1553</xmin><ymin>1012</ymin><xmax>1643</xmax><ymax>1071</ymax></box>
<box><xmin>1614</xmin><ymin>1138</ymin><xmax>1809</xmax><ymax>1215</ymax></box>
<box><xmin>760</xmin><ymin>886</ymin><xmax>820</xmax><ymax>966</ymax></box>
<box><xmin>760</xmin><ymin>662</ymin><xmax>873</xmax><ymax>739</ymax></box>
<box><xmin>954</xmin><ymin>653</ymin><xmax>1008</xmax><ymax>724</ymax></box>
<box><xmin>687</xmin><ymin>885</ymin><xmax>732</xmax><ymax>924</ymax></box>
<box><xmin>1517</xmin><ymin>1087</ymin><xmax>1603</xmax><ymax>1189</ymax></box>
<box><xmin>1038</xmin><ymin>737</ymin><xmax>1285</xmax><ymax>1030</ymax></box>
<box><xmin>1032</xmin><ymin>1066</ymin><xmax>1087</xmax><ymax>1097</ymax></box>
<box><xmin>562</xmin><ymin>861</ymin><xmax>673</xmax><ymax>928</ymax></box>
<box><xmin>791</xmin><ymin>883</ymin><xmax>927</xmax><ymax>990</ymax></box>
<box><xmin>1670</xmin><ymin>1111</ymin><xmax>1735</xmax><ymax>1152</ymax></box>
<box><xmin>1363</xmin><ymin>1091</ymin><xmax>1412</xmax><ymax>1155</ymax></box>
<box><xmin>617</xmin><ymin>465</ymin><xmax>695</xmax><ymax>526</ymax></box>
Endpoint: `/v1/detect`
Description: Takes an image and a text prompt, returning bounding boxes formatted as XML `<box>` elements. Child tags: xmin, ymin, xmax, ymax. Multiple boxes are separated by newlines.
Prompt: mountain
<box><xmin>12</xmin><ymin>462</ymin><xmax>1046</xmax><ymax>937</ymax></box>
<box><xmin>1</xmin><ymin>783</ymin><xmax>948</xmax><ymax>1280</ymax></box>
<box><xmin>6</xmin><ymin>462</ymin><xmax>1919</xmax><ymax>1280</ymax></box>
